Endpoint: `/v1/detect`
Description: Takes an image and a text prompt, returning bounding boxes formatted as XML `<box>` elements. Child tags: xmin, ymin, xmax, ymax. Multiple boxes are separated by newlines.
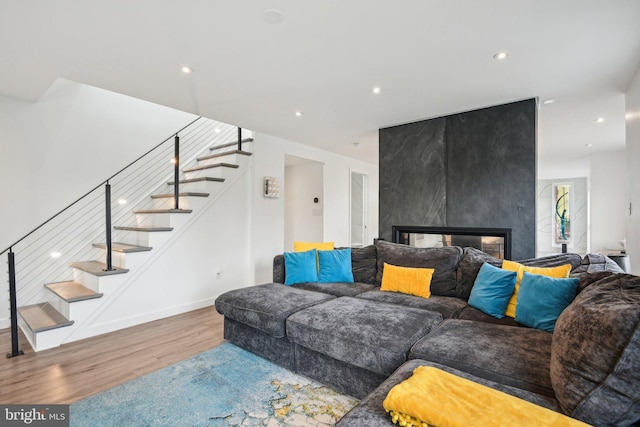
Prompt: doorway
<box><xmin>284</xmin><ymin>156</ymin><xmax>324</xmax><ymax>252</ymax></box>
<box><xmin>350</xmin><ymin>171</ymin><xmax>368</xmax><ymax>247</ymax></box>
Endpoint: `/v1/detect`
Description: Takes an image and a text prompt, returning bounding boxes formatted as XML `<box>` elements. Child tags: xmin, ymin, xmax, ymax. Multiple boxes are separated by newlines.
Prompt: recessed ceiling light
<box><xmin>493</xmin><ymin>51</ymin><xmax>509</xmax><ymax>60</ymax></box>
<box><xmin>542</xmin><ymin>99</ymin><xmax>555</xmax><ymax>105</ymax></box>
<box><xmin>263</xmin><ymin>9</ymin><xmax>284</xmax><ymax>24</ymax></box>
<box><xmin>51</xmin><ymin>251</ymin><xmax>62</xmax><ymax>259</ymax></box>
<box><xmin>118</xmin><ymin>199</ymin><xmax>127</xmax><ymax>205</ymax></box>
<box><xmin>372</xmin><ymin>86</ymin><xmax>381</xmax><ymax>94</ymax></box>
<box><xmin>214</xmin><ymin>128</ymin><xmax>221</xmax><ymax>133</ymax></box>
<box><xmin>295</xmin><ymin>111</ymin><xmax>302</xmax><ymax>117</ymax></box>
<box><xmin>181</xmin><ymin>66</ymin><xmax>193</xmax><ymax>74</ymax></box>
<box><xmin>585</xmin><ymin>143</ymin><xmax>593</xmax><ymax>147</ymax></box>
<box><xmin>595</xmin><ymin>117</ymin><xmax>605</xmax><ymax>123</ymax></box>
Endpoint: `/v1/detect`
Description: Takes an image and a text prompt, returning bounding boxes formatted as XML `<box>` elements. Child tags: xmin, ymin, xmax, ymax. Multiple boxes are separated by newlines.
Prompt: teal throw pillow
<box><xmin>318</xmin><ymin>248</ymin><xmax>354</xmax><ymax>283</ymax></box>
<box><xmin>284</xmin><ymin>249</ymin><xmax>318</xmax><ymax>285</ymax></box>
<box><xmin>515</xmin><ymin>271</ymin><xmax>579</xmax><ymax>332</ymax></box>
<box><xmin>468</xmin><ymin>262</ymin><xmax>517</xmax><ymax>318</ymax></box>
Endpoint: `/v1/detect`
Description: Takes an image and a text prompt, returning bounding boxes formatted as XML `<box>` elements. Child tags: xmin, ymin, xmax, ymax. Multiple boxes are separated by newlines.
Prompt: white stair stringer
<box><xmin>46</xmin><ymin>153</ymin><xmax>253</xmax><ymax>347</ymax></box>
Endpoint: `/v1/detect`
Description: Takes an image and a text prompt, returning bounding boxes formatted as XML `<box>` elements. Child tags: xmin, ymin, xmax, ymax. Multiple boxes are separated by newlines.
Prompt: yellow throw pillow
<box><xmin>293</xmin><ymin>241</ymin><xmax>335</xmax><ymax>252</ymax></box>
<box><xmin>502</xmin><ymin>260</ymin><xmax>572</xmax><ymax>318</ymax></box>
<box><xmin>381</xmin><ymin>263</ymin><xmax>434</xmax><ymax>299</ymax></box>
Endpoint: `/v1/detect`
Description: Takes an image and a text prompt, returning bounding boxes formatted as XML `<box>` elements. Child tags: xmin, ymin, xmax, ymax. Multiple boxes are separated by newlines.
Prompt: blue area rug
<box><xmin>70</xmin><ymin>343</ymin><xmax>359</xmax><ymax>426</ymax></box>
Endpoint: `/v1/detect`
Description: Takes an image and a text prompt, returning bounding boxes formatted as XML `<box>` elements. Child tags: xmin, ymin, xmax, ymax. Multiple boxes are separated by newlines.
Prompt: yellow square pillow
<box><xmin>381</xmin><ymin>263</ymin><xmax>434</xmax><ymax>299</ymax></box>
<box><xmin>293</xmin><ymin>241</ymin><xmax>335</xmax><ymax>252</ymax></box>
<box><xmin>502</xmin><ymin>260</ymin><xmax>572</xmax><ymax>318</ymax></box>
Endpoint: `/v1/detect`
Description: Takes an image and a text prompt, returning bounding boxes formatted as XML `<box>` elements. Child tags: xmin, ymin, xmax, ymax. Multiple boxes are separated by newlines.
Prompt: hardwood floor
<box><xmin>0</xmin><ymin>307</ymin><xmax>224</xmax><ymax>404</ymax></box>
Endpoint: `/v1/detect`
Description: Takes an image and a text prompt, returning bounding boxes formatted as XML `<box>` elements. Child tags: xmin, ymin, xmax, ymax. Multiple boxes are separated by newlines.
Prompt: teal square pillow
<box><xmin>468</xmin><ymin>262</ymin><xmax>518</xmax><ymax>318</ymax></box>
<box><xmin>515</xmin><ymin>271</ymin><xmax>579</xmax><ymax>332</ymax></box>
<box><xmin>318</xmin><ymin>248</ymin><xmax>354</xmax><ymax>283</ymax></box>
<box><xmin>284</xmin><ymin>249</ymin><xmax>318</xmax><ymax>285</ymax></box>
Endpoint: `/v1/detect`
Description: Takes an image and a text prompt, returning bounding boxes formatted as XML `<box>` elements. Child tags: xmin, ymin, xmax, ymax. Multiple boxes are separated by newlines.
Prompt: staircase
<box><xmin>13</xmin><ymin>131</ymin><xmax>253</xmax><ymax>352</ymax></box>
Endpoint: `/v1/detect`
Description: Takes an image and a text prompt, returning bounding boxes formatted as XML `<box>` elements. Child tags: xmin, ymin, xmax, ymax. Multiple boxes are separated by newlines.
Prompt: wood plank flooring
<box><xmin>0</xmin><ymin>307</ymin><xmax>224</xmax><ymax>404</ymax></box>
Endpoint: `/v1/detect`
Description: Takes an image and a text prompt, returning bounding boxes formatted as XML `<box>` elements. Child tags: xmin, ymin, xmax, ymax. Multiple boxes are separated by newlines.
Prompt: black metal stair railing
<box><xmin>2</xmin><ymin>117</ymin><xmax>248</xmax><ymax>357</ymax></box>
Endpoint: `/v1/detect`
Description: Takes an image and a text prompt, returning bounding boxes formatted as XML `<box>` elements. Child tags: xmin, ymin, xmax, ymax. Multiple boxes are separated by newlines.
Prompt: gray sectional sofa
<box><xmin>215</xmin><ymin>240</ymin><xmax>640</xmax><ymax>426</ymax></box>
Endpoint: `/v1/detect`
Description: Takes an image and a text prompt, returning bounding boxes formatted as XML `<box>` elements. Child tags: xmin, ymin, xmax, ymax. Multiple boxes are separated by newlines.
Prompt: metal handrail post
<box><xmin>174</xmin><ymin>135</ymin><xmax>180</xmax><ymax>209</ymax></box>
<box><xmin>105</xmin><ymin>182</ymin><xmax>114</xmax><ymax>271</ymax></box>
<box><xmin>237</xmin><ymin>127</ymin><xmax>242</xmax><ymax>151</ymax></box>
<box><xmin>6</xmin><ymin>249</ymin><xmax>24</xmax><ymax>358</ymax></box>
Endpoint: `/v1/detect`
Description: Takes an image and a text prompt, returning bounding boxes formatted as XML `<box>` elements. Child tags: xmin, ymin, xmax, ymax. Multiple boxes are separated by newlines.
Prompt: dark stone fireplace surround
<box><xmin>379</xmin><ymin>99</ymin><xmax>537</xmax><ymax>260</ymax></box>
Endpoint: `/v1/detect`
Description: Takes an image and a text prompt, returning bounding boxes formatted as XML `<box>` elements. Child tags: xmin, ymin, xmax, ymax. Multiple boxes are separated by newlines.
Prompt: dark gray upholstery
<box><xmin>409</xmin><ymin>319</ymin><xmax>555</xmax><ymax>397</ymax></box>
<box><xmin>294</xmin><ymin>344</ymin><xmax>388</xmax><ymax>399</ymax></box>
<box><xmin>291</xmin><ymin>281</ymin><xmax>376</xmax><ymax>297</ymax></box>
<box><xmin>453</xmin><ymin>304</ymin><xmax>521</xmax><ymax>326</ymax></box>
<box><xmin>356</xmin><ymin>290</ymin><xmax>467</xmax><ymax>318</ymax></box>
<box><xmin>336</xmin><ymin>359</ymin><xmax>562</xmax><ymax>427</ymax></box>
<box><xmin>517</xmin><ymin>252</ymin><xmax>583</xmax><ymax>270</ymax></box>
<box><xmin>215</xmin><ymin>283</ymin><xmax>335</xmax><ymax>337</ymax></box>
<box><xmin>455</xmin><ymin>247</ymin><xmax>503</xmax><ymax>299</ymax></box>
<box><xmin>375</xmin><ymin>240</ymin><xmax>462</xmax><ymax>296</ymax></box>
<box><xmin>287</xmin><ymin>297</ymin><xmax>442</xmax><ymax>376</ymax></box>
<box><xmin>551</xmin><ymin>273</ymin><xmax>640</xmax><ymax>426</ymax></box>
<box><xmin>272</xmin><ymin>245</ymin><xmax>378</xmax><ymax>285</ymax></box>
<box><xmin>224</xmin><ymin>318</ymin><xmax>296</xmax><ymax>370</ymax></box>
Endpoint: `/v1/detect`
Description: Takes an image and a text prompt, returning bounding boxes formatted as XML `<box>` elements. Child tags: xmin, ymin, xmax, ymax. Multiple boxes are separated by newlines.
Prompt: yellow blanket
<box><xmin>383</xmin><ymin>367</ymin><xmax>590</xmax><ymax>427</ymax></box>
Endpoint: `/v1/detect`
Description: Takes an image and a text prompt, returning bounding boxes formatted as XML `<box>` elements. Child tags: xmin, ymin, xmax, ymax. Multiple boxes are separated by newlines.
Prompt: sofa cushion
<box><xmin>336</xmin><ymin>359</ymin><xmax>562</xmax><ymax>427</ymax></box>
<box><xmin>380</xmin><ymin>263</ymin><xmax>434</xmax><ymax>299</ymax></box>
<box><xmin>453</xmin><ymin>305</ymin><xmax>521</xmax><ymax>326</ymax></box>
<box><xmin>291</xmin><ymin>281</ymin><xmax>376</xmax><ymax>297</ymax></box>
<box><xmin>550</xmin><ymin>273</ymin><xmax>640</xmax><ymax>426</ymax></box>
<box><xmin>357</xmin><ymin>290</ymin><xmax>467</xmax><ymax>319</ymax></box>
<box><xmin>455</xmin><ymin>247</ymin><xmax>504</xmax><ymax>300</ymax></box>
<box><xmin>409</xmin><ymin>319</ymin><xmax>555</xmax><ymax>397</ymax></box>
<box><xmin>318</xmin><ymin>248</ymin><xmax>354</xmax><ymax>283</ymax></box>
<box><xmin>273</xmin><ymin>245</ymin><xmax>378</xmax><ymax>285</ymax></box>
<box><xmin>468</xmin><ymin>263</ymin><xmax>517</xmax><ymax>318</ymax></box>
<box><xmin>515</xmin><ymin>272</ymin><xmax>579</xmax><ymax>332</ymax></box>
<box><xmin>375</xmin><ymin>240</ymin><xmax>462</xmax><ymax>297</ymax></box>
<box><xmin>214</xmin><ymin>283</ymin><xmax>335</xmax><ymax>337</ymax></box>
<box><xmin>287</xmin><ymin>297</ymin><xmax>442</xmax><ymax>376</ymax></box>
<box><xmin>517</xmin><ymin>253</ymin><xmax>583</xmax><ymax>270</ymax></box>
<box><xmin>283</xmin><ymin>249</ymin><xmax>318</xmax><ymax>285</ymax></box>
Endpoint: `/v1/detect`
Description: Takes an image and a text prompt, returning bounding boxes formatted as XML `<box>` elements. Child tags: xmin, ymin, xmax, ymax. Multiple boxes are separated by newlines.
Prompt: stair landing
<box><xmin>18</xmin><ymin>303</ymin><xmax>74</xmax><ymax>333</ymax></box>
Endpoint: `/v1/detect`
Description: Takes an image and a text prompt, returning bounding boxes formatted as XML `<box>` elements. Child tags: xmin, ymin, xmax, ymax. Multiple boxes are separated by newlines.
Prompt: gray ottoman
<box><xmin>215</xmin><ymin>283</ymin><xmax>336</xmax><ymax>369</ymax></box>
<box><xmin>287</xmin><ymin>297</ymin><xmax>443</xmax><ymax>397</ymax></box>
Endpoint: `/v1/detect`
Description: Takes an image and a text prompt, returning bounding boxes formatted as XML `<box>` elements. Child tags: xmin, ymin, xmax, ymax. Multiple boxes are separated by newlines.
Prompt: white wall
<box><xmin>284</xmin><ymin>160</ymin><xmax>324</xmax><ymax>252</ymax></box>
<box><xmin>0</xmin><ymin>79</ymin><xmax>196</xmax><ymax>248</ymax></box>
<box><xmin>251</xmin><ymin>132</ymin><xmax>379</xmax><ymax>284</ymax></box>
<box><xmin>0</xmin><ymin>79</ymin><xmax>197</xmax><ymax>329</ymax></box>
<box><xmin>590</xmin><ymin>150</ymin><xmax>628</xmax><ymax>254</ymax></box>
<box><xmin>626</xmin><ymin>68</ymin><xmax>640</xmax><ymax>274</ymax></box>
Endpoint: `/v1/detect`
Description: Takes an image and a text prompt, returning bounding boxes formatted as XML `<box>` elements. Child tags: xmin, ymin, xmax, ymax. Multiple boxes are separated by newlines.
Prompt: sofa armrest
<box><xmin>273</xmin><ymin>254</ymin><xmax>285</xmax><ymax>284</ymax></box>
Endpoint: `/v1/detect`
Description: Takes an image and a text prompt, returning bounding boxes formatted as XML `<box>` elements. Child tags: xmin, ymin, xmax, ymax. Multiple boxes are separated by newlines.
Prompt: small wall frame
<box><xmin>264</xmin><ymin>176</ymin><xmax>280</xmax><ymax>198</ymax></box>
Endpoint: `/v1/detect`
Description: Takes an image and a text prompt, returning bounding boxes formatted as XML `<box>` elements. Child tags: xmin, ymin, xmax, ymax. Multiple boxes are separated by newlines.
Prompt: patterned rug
<box><xmin>70</xmin><ymin>343</ymin><xmax>358</xmax><ymax>426</ymax></box>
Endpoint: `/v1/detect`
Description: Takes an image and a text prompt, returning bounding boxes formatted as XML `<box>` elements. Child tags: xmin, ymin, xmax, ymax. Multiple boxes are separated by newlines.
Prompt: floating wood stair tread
<box><xmin>114</xmin><ymin>226</ymin><xmax>173</xmax><ymax>232</ymax></box>
<box><xmin>133</xmin><ymin>208</ymin><xmax>193</xmax><ymax>214</ymax></box>
<box><xmin>151</xmin><ymin>192</ymin><xmax>209</xmax><ymax>199</ymax></box>
<box><xmin>210</xmin><ymin>138</ymin><xmax>254</xmax><ymax>151</ymax></box>
<box><xmin>167</xmin><ymin>177</ymin><xmax>224</xmax><ymax>186</ymax></box>
<box><xmin>45</xmin><ymin>281</ymin><xmax>103</xmax><ymax>302</ymax></box>
<box><xmin>92</xmin><ymin>242</ymin><xmax>153</xmax><ymax>253</ymax></box>
<box><xmin>197</xmin><ymin>150</ymin><xmax>252</xmax><ymax>162</ymax></box>
<box><xmin>70</xmin><ymin>261</ymin><xmax>129</xmax><ymax>276</ymax></box>
<box><xmin>182</xmin><ymin>162</ymin><xmax>239</xmax><ymax>173</ymax></box>
<box><xmin>18</xmin><ymin>303</ymin><xmax>74</xmax><ymax>333</ymax></box>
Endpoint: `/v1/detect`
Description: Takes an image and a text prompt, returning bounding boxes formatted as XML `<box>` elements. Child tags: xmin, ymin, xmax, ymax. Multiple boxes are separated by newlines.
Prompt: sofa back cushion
<box><xmin>455</xmin><ymin>247</ymin><xmax>503</xmax><ymax>300</ymax></box>
<box><xmin>375</xmin><ymin>240</ymin><xmax>462</xmax><ymax>297</ymax></box>
<box><xmin>273</xmin><ymin>245</ymin><xmax>378</xmax><ymax>285</ymax></box>
<box><xmin>550</xmin><ymin>273</ymin><xmax>640</xmax><ymax>426</ymax></box>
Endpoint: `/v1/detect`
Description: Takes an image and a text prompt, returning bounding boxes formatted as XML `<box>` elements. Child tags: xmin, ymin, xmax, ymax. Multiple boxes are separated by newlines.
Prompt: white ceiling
<box><xmin>2</xmin><ymin>1</ymin><xmax>639</xmax><ymax>165</ymax></box>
